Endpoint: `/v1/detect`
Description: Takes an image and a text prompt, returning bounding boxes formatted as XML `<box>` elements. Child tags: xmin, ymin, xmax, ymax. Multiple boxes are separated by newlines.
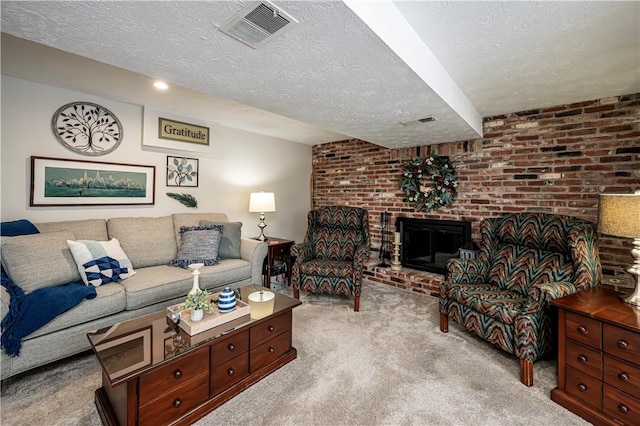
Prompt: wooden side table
<box><xmin>264</xmin><ymin>238</ymin><xmax>295</xmax><ymax>289</ymax></box>
<box><xmin>551</xmin><ymin>287</ymin><xmax>640</xmax><ymax>426</ymax></box>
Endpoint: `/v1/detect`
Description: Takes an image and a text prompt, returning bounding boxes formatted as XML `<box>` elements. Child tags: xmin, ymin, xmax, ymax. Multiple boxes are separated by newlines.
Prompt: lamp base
<box><xmin>256</xmin><ymin>212</ymin><xmax>267</xmax><ymax>241</ymax></box>
<box><xmin>623</xmin><ymin>282</ymin><xmax>640</xmax><ymax>307</ymax></box>
<box><xmin>621</xmin><ymin>237</ymin><xmax>640</xmax><ymax>308</ymax></box>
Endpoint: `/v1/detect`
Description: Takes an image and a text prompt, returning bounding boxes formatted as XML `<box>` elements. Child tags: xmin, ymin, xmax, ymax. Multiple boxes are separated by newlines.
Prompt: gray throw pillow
<box><xmin>199</xmin><ymin>220</ymin><xmax>242</xmax><ymax>259</ymax></box>
<box><xmin>1</xmin><ymin>230</ymin><xmax>81</xmax><ymax>293</ymax></box>
<box><xmin>169</xmin><ymin>225</ymin><xmax>223</xmax><ymax>269</ymax></box>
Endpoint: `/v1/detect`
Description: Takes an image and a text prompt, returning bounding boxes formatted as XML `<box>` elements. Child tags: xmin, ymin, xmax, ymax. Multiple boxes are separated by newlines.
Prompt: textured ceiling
<box><xmin>1</xmin><ymin>1</ymin><xmax>639</xmax><ymax>149</ymax></box>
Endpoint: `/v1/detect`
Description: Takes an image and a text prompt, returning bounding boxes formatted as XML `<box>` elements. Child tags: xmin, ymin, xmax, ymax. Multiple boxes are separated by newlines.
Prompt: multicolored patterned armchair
<box><xmin>291</xmin><ymin>206</ymin><xmax>370</xmax><ymax>311</ymax></box>
<box><xmin>439</xmin><ymin>213</ymin><xmax>601</xmax><ymax>386</ymax></box>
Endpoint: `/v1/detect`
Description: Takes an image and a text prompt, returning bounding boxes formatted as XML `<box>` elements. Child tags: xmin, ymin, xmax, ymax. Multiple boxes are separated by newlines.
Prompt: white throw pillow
<box><xmin>67</xmin><ymin>238</ymin><xmax>136</xmax><ymax>286</ymax></box>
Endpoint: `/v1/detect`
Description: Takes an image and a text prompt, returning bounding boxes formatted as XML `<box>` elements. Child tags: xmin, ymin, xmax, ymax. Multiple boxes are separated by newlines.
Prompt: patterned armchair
<box><xmin>439</xmin><ymin>213</ymin><xmax>601</xmax><ymax>386</ymax></box>
<box><xmin>291</xmin><ymin>206</ymin><xmax>370</xmax><ymax>311</ymax></box>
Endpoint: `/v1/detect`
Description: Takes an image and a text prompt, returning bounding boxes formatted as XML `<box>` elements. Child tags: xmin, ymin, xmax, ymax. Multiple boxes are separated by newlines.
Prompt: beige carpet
<box><xmin>1</xmin><ymin>280</ymin><xmax>588</xmax><ymax>426</ymax></box>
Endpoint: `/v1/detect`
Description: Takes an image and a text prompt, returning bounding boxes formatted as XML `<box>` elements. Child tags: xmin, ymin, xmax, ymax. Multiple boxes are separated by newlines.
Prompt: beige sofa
<box><xmin>0</xmin><ymin>212</ymin><xmax>267</xmax><ymax>382</ymax></box>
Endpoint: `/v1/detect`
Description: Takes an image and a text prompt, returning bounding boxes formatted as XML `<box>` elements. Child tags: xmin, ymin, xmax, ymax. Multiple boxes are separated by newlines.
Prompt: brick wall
<box><xmin>312</xmin><ymin>93</ymin><xmax>640</xmax><ymax>295</ymax></box>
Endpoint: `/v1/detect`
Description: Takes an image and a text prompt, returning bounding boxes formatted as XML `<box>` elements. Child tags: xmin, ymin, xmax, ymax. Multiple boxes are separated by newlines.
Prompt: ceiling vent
<box><xmin>400</xmin><ymin>116</ymin><xmax>438</xmax><ymax>127</ymax></box>
<box><xmin>219</xmin><ymin>1</ymin><xmax>298</xmax><ymax>49</ymax></box>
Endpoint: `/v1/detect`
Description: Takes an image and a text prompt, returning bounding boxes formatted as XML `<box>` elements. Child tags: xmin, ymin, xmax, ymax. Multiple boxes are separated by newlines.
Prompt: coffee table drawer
<box><xmin>138</xmin><ymin>372</ymin><xmax>209</xmax><ymax>426</ymax></box>
<box><xmin>250</xmin><ymin>330</ymin><xmax>291</xmax><ymax>372</ymax></box>
<box><xmin>250</xmin><ymin>310</ymin><xmax>291</xmax><ymax>347</ymax></box>
<box><xmin>211</xmin><ymin>329</ymin><xmax>249</xmax><ymax>368</ymax></box>
<box><xmin>139</xmin><ymin>346</ymin><xmax>208</xmax><ymax>407</ymax></box>
<box><xmin>211</xmin><ymin>352</ymin><xmax>249</xmax><ymax>395</ymax></box>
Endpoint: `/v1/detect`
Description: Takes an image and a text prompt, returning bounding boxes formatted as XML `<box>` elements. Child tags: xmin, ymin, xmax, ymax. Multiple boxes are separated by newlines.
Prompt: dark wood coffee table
<box><xmin>88</xmin><ymin>285</ymin><xmax>301</xmax><ymax>426</ymax></box>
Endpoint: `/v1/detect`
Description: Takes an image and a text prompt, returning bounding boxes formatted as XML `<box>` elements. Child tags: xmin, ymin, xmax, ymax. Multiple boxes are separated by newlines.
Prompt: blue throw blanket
<box><xmin>1</xmin><ymin>220</ymin><xmax>97</xmax><ymax>357</ymax></box>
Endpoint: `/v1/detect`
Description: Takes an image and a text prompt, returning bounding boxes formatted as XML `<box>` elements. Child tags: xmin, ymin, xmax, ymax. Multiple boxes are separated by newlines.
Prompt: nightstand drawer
<box><xmin>270</xmin><ymin>243</ymin><xmax>292</xmax><ymax>258</ymax></box>
<box><xmin>138</xmin><ymin>372</ymin><xmax>209</xmax><ymax>426</ymax></box>
<box><xmin>211</xmin><ymin>352</ymin><xmax>249</xmax><ymax>395</ymax></box>
<box><xmin>604</xmin><ymin>354</ymin><xmax>640</xmax><ymax>399</ymax></box>
<box><xmin>139</xmin><ymin>346</ymin><xmax>208</xmax><ymax>407</ymax></box>
<box><xmin>566</xmin><ymin>339</ymin><xmax>602</xmax><ymax>379</ymax></box>
<box><xmin>604</xmin><ymin>324</ymin><xmax>640</xmax><ymax>365</ymax></box>
<box><xmin>211</xmin><ymin>329</ymin><xmax>249</xmax><ymax>368</ymax></box>
<box><xmin>250</xmin><ymin>310</ymin><xmax>291</xmax><ymax>347</ymax></box>
<box><xmin>566</xmin><ymin>366</ymin><xmax>602</xmax><ymax>410</ymax></box>
<box><xmin>603</xmin><ymin>384</ymin><xmax>640</xmax><ymax>426</ymax></box>
<box><xmin>566</xmin><ymin>312</ymin><xmax>602</xmax><ymax>350</ymax></box>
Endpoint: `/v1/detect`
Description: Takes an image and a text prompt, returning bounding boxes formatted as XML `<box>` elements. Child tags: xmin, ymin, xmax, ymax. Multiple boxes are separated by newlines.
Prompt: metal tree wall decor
<box><xmin>51</xmin><ymin>101</ymin><xmax>123</xmax><ymax>156</ymax></box>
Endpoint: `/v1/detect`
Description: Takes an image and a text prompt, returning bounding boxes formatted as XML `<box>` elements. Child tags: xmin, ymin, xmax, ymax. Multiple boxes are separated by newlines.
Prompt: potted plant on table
<box><xmin>179</xmin><ymin>289</ymin><xmax>213</xmax><ymax>321</ymax></box>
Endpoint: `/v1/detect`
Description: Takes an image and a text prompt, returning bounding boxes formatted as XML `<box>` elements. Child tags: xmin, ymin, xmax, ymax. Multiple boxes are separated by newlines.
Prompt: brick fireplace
<box><xmin>311</xmin><ymin>93</ymin><xmax>640</xmax><ymax>296</ymax></box>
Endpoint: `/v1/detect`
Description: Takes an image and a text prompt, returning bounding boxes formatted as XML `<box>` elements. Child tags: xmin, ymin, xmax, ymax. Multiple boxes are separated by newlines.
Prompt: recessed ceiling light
<box><xmin>153</xmin><ymin>81</ymin><xmax>169</xmax><ymax>90</ymax></box>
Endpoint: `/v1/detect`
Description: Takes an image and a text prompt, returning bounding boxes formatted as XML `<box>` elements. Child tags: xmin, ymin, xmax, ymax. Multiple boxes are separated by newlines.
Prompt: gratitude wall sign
<box><xmin>158</xmin><ymin>117</ymin><xmax>209</xmax><ymax>145</ymax></box>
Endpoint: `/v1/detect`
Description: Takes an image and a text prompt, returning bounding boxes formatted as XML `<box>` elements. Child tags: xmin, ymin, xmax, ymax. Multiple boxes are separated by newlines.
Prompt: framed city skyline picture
<box><xmin>30</xmin><ymin>156</ymin><xmax>155</xmax><ymax>206</ymax></box>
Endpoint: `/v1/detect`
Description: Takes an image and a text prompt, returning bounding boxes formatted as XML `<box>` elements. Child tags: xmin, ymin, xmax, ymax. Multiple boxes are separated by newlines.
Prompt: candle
<box><xmin>394</xmin><ymin>232</ymin><xmax>401</xmax><ymax>244</ymax></box>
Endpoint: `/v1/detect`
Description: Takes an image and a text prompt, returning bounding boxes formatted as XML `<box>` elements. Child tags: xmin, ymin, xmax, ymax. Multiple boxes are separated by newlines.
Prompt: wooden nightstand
<box><xmin>263</xmin><ymin>238</ymin><xmax>295</xmax><ymax>289</ymax></box>
<box><xmin>551</xmin><ymin>287</ymin><xmax>640</xmax><ymax>426</ymax></box>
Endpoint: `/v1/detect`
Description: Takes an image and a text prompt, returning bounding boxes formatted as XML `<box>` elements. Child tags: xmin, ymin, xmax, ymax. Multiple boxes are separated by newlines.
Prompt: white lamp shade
<box><xmin>249</xmin><ymin>192</ymin><xmax>276</xmax><ymax>213</ymax></box>
<box><xmin>597</xmin><ymin>193</ymin><xmax>640</xmax><ymax>238</ymax></box>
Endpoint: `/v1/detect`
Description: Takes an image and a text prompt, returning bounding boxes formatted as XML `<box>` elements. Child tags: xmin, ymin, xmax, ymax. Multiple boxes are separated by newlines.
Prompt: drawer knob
<box><xmin>618</xmin><ymin>404</ymin><xmax>629</xmax><ymax>414</ymax></box>
<box><xmin>228</xmin><ymin>343</ymin><xmax>235</xmax><ymax>351</ymax></box>
<box><xmin>577</xmin><ymin>383</ymin><xmax>587</xmax><ymax>392</ymax></box>
<box><xmin>268</xmin><ymin>325</ymin><xmax>275</xmax><ymax>332</ymax></box>
<box><xmin>174</xmin><ymin>369</ymin><xmax>183</xmax><ymax>379</ymax></box>
<box><xmin>577</xmin><ymin>355</ymin><xmax>587</xmax><ymax>363</ymax></box>
<box><xmin>618</xmin><ymin>372</ymin><xmax>629</xmax><ymax>382</ymax></box>
<box><xmin>173</xmin><ymin>398</ymin><xmax>182</xmax><ymax>408</ymax></box>
<box><xmin>577</xmin><ymin>326</ymin><xmax>587</xmax><ymax>334</ymax></box>
<box><xmin>227</xmin><ymin>368</ymin><xmax>235</xmax><ymax>376</ymax></box>
<box><xmin>617</xmin><ymin>340</ymin><xmax>629</xmax><ymax>349</ymax></box>
<box><xmin>268</xmin><ymin>346</ymin><xmax>275</xmax><ymax>353</ymax></box>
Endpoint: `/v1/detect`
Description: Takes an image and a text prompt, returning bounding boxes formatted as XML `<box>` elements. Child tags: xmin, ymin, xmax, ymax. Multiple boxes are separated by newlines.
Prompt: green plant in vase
<box><xmin>179</xmin><ymin>289</ymin><xmax>213</xmax><ymax>321</ymax></box>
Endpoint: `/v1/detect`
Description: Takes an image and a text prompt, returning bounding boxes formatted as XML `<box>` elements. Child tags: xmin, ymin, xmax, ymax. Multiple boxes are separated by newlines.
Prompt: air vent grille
<box><xmin>219</xmin><ymin>1</ymin><xmax>298</xmax><ymax>49</ymax></box>
<box><xmin>245</xmin><ymin>3</ymin><xmax>290</xmax><ymax>34</ymax></box>
<box><xmin>400</xmin><ymin>116</ymin><xmax>438</xmax><ymax>126</ymax></box>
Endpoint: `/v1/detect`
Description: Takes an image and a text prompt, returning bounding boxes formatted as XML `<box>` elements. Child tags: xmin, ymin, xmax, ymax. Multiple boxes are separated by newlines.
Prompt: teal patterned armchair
<box><xmin>439</xmin><ymin>213</ymin><xmax>601</xmax><ymax>386</ymax></box>
<box><xmin>292</xmin><ymin>206</ymin><xmax>370</xmax><ymax>311</ymax></box>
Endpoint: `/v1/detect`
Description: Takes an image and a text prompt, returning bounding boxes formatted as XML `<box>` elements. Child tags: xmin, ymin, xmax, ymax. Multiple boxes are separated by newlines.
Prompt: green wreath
<box><xmin>399</xmin><ymin>154</ymin><xmax>458</xmax><ymax>212</ymax></box>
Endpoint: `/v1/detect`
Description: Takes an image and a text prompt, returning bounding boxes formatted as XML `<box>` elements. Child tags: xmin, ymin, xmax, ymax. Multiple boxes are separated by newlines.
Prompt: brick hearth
<box><xmin>364</xmin><ymin>261</ymin><xmax>443</xmax><ymax>298</ymax></box>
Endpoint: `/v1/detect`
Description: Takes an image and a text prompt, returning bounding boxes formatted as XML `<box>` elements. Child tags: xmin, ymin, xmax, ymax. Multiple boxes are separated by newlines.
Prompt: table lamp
<box><xmin>597</xmin><ymin>191</ymin><xmax>640</xmax><ymax>306</ymax></box>
<box><xmin>249</xmin><ymin>191</ymin><xmax>276</xmax><ymax>241</ymax></box>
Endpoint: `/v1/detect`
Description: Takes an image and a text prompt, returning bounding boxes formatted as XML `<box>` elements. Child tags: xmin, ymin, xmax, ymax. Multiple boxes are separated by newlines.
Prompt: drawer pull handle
<box><xmin>618</xmin><ymin>404</ymin><xmax>629</xmax><ymax>414</ymax></box>
<box><xmin>577</xmin><ymin>326</ymin><xmax>587</xmax><ymax>334</ymax></box>
<box><xmin>228</xmin><ymin>343</ymin><xmax>235</xmax><ymax>351</ymax></box>
<box><xmin>228</xmin><ymin>368</ymin><xmax>235</xmax><ymax>376</ymax></box>
<box><xmin>268</xmin><ymin>325</ymin><xmax>275</xmax><ymax>332</ymax></box>
<box><xmin>618</xmin><ymin>372</ymin><xmax>629</xmax><ymax>381</ymax></box>
<box><xmin>577</xmin><ymin>355</ymin><xmax>587</xmax><ymax>363</ymax></box>
<box><xmin>174</xmin><ymin>369</ymin><xmax>183</xmax><ymax>379</ymax></box>
<box><xmin>617</xmin><ymin>340</ymin><xmax>628</xmax><ymax>349</ymax></box>
<box><xmin>173</xmin><ymin>399</ymin><xmax>182</xmax><ymax>408</ymax></box>
<box><xmin>577</xmin><ymin>384</ymin><xmax>587</xmax><ymax>392</ymax></box>
<box><xmin>268</xmin><ymin>346</ymin><xmax>275</xmax><ymax>353</ymax></box>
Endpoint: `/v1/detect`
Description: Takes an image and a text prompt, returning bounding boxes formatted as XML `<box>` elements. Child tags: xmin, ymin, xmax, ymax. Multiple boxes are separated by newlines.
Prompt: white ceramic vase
<box><xmin>188</xmin><ymin>263</ymin><xmax>205</xmax><ymax>295</ymax></box>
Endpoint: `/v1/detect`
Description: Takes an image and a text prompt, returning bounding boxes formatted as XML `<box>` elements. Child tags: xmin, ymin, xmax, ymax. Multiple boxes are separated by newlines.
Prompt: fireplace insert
<box><xmin>397</xmin><ymin>217</ymin><xmax>472</xmax><ymax>275</ymax></box>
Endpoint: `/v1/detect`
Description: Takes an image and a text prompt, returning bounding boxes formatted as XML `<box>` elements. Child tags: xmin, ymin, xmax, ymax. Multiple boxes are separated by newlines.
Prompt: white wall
<box><xmin>1</xmin><ymin>76</ymin><xmax>312</xmax><ymax>242</ymax></box>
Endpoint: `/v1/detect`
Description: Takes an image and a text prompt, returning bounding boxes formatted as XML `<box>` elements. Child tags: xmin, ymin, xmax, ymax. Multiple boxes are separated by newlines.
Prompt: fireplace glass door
<box><xmin>397</xmin><ymin>218</ymin><xmax>471</xmax><ymax>274</ymax></box>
